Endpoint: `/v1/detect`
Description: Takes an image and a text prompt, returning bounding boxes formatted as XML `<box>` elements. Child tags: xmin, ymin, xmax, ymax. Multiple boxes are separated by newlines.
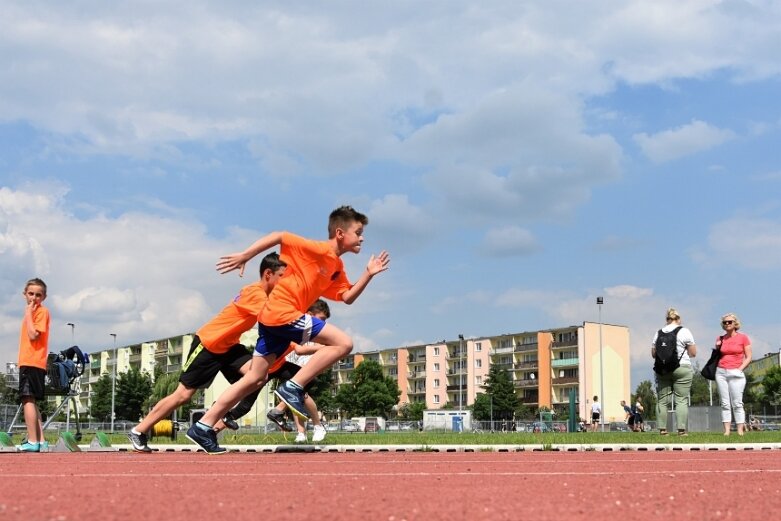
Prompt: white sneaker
<box><xmin>312</xmin><ymin>425</ymin><xmax>327</xmax><ymax>443</ymax></box>
<box><xmin>294</xmin><ymin>432</ymin><xmax>307</xmax><ymax>443</ymax></box>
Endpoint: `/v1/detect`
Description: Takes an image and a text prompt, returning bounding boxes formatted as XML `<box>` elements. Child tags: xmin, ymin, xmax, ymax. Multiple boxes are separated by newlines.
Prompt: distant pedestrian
<box><xmin>621</xmin><ymin>400</ymin><xmax>635</xmax><ymax>431</ymax></box>
<box><xmin>714</xmin><ymin>313</ymin><xmax>752</xmax><ymax>437</ymax></box>
<box><xmin>590</xmin><ymin>396</ymin><xmax>601</xmax><ymax>432</ymax></box>
<box><xmin>634</xmin><ymin>399</ymin><xmax>645</xmax><ymax>431</ymax></box>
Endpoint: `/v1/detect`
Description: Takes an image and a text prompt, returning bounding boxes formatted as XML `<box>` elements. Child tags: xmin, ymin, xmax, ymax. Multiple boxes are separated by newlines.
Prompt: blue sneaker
<box><xmin>18</xmin><ymin>441</ymin><xmax>40</xmax><ymax>452</ymax></box>
<box><xmin>40</xmin><ymin>440</ymin><xmax>49</xmax><ymax>452</ymax></box>
<box><xmin>186</xmin><ymin>423</ymin><xmax>227</xmax><ymax>455</ymax></box>
<box><xmin>274</xmin><ymin>382</ymin><xmax>309</xmax><ymax>420</ymax></box>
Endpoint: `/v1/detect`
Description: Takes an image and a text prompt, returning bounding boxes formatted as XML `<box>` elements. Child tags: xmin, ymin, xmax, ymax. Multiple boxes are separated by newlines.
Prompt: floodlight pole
<box><xmin>597</xmin><ymin>297</ymin><xmax>605</xmax><ymax>433</ymax></box>
<box><xmin>67</xmin><ymin>322</ymin><xmax>75</xmax><ymax>344</ymax></box>
<box><xmin>110</xmin><ymin>333</ymin><xmax>117</xmax><ymax>433</ymax></box>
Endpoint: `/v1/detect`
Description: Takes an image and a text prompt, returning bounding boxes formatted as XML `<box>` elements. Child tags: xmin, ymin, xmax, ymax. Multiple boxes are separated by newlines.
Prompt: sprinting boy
<box><xmin>127</xmin><ymin>252</ymin><xmax>286</xmax><ymax>453</ymax></box>
<box><xmin>17</xmin><ymin>278</ymin><xmax>50</xmax><ymax>452</ymax></box>
<box><xmin>219</xmin><ymin>299</ymin><xmax>331</xmax><ymax>444</ymax></box>
<box><xmin>187</xmin><ymin>205</ymin><xmax>389</xmax><ymax>454</ymax></box>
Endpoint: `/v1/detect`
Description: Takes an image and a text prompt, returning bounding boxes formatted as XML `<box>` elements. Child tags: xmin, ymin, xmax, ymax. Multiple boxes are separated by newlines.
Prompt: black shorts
<box><xmin>179</xmin><ymin>337</ymin><xmax>252</xmax><ymax>389</ymax></box>
<box><xmin>268</xmin><ymin>361</ymin><xmax>313</xmax><ymax>393</ymax></box>
<box><xmin>591</xmin><ymin>412</ymin><xmax>600</xmax><ymax>422</ymax></box>
<box><xmin>18</xmin><ymin>366</ymin><xmax>47</xmax><ymax>401</ymax></box>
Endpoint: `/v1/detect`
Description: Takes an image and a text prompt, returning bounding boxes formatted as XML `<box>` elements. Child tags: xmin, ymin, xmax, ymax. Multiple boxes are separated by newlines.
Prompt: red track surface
<box><xmin>1</xmin><ymin>451</ymin><xmax>781</xmax><ymax>520</ymax></box>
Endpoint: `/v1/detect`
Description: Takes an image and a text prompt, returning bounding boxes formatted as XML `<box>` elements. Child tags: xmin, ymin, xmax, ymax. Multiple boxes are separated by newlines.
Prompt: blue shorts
<box><xmin>255</xmin><ymin>314</ymin><xmax>326</xmax><ymax>357</ymax></box>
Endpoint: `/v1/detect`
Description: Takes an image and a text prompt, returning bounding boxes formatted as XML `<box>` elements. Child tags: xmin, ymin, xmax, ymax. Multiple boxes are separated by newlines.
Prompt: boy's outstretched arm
<box><xmin>217</xmin><ymin>232</ymin><xmax>284</xmax><ymax>276</ymax></box>
<box><xmin>341</xmin><ymin>250</ymin><xmax>390</xmax><ymax>304</ymax></box>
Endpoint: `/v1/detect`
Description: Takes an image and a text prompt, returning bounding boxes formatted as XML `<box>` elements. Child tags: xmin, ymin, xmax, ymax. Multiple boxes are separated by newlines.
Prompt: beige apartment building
<box><xmin>40</xmin><ymin>321</ymin><xmax>629</xmax><ymax>426</ymax></box>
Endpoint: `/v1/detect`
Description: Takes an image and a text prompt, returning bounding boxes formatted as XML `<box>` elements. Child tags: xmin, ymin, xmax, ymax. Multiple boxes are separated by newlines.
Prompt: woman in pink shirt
<box><xmin>714</xmin><ymin>313</ymin><xmax>752</xmax><ymax>436</ymax></box>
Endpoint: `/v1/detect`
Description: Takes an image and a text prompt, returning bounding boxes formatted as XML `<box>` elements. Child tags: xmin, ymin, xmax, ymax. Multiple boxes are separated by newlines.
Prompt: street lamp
<box><xmin>458</xmin><ymin>334</ymin><xmax>465</xmax><ymax>411</ymax></box>
<box><xmin>110</xmin><ymin>333</ymin><xmax>117</xmax><ymax>433</ymax></box>
<box><xmin>66</xmin><ymin>322</ymin><xmax>75</xmax><ymax>344</ymax></box>
<box><xmin>597</xmin><ymin>297</ymin><xmax>605</xmax><ymax>432</ymax></box>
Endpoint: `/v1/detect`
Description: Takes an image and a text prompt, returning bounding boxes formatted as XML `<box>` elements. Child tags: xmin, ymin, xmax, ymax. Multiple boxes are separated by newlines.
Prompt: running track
<box><xmin>1</xmin><ymin>451</ymin><xmax>780</xmax><ymax>520</ymax></box>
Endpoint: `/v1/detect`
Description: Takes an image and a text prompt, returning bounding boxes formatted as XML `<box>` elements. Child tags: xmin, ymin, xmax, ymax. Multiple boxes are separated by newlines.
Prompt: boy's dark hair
<box><xmin>328</xmin><ymin>206</ymin><xmax>368</xmax><ymax>238</ymax></box>
<box><xmin>307</xmin><ymin>299</ymin><xmax>331</xmax><ymax>319</ymax></box>
<box><xmin>259</xmin><ymin>252</ymin><xmax>286</xmax><ymax>276</ymax></box>
<box><xmin>25</xmin><ymin>278</ymin><xmax>47</xmax><ymax>295</ymax></box>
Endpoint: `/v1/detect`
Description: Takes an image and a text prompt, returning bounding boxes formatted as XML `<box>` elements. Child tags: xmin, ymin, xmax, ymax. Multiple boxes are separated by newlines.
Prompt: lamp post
<box><xmin>458</xmin><ymin>334</ymin><xmax>465</xmax><ymax>411</ymax></box>
<box><xmin>66</xmin><ymin>322</ymin><xmax>75</xmax><ymax>344</ymax></box>
<box><xmin>110</xmin><ymin>333</ymin><xmax>117</xmax><ymax>433</ymax></box>
<box><xmin>597</xmin><ymin>297</ymin><xmax>605</xmax><ymax>432</ymax></box>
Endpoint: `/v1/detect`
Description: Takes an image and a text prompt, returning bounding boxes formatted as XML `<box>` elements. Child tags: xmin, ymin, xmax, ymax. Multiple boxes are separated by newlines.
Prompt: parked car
<box><xmin>530</xmin><ymin>421</ymin><xmax>551</xmax><ymax>433</ymax></box>
<box><xmin>341</xmin><ymin>421</ymin><xmax>359</xmax><ymax>432</ymax></box>
<box><xmin>386</xmin><ymin>423</ymin><xmax>400</xmax><ymax>431</ymax></box>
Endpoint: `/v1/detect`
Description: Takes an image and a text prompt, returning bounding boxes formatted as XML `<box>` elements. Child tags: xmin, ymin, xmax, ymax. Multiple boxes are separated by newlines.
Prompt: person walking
<box><xmin>714</xmin><ymin>313</ymin><xmax>752</xmax><ymax>436</ymax></box>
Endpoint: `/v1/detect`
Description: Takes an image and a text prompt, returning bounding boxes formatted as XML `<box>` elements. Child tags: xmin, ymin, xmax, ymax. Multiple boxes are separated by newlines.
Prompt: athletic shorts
<box><xmin>268</xmin><ymin>361</ymin><xmax>314</xmax><ymax>393</ymax></box>
<box><xmin>179</xmin><ymin>336</ymin><xmax>252</xmax><ymax>389</ymax></box>
<box><xmin>18</xmin><ymin>366</ymin><xmax>47</xmax><ymax>401</ymax></box>
<box><xmin>255</xmin><ymin>314</ymin><xmax>326</xmax><ymax>357</ymax></box>
<box><xmin>591</xmin><ymin>412</ymin><xmax>600</xmax><ymax>422</ymax></box>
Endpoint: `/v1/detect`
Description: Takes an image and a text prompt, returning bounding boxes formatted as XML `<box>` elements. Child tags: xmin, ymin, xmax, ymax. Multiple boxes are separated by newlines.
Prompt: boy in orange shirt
<box><xmin>17</xmin><ymin>278</ymin><xmax>51</xmax><ymax>452</ymax></box>
<box><xmin>187</xmin><ymin>206</ymin><xmax>389</xmax><ymax>454</ymax></box>
<box><xmin>128</xmin><ymin>252</ymin><xmax>286</xmax><ymax>453</ymax></box>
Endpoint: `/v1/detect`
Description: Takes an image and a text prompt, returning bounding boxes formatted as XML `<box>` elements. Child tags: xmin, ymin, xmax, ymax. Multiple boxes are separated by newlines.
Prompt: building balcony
<box><xmin>407</xmin><ymin>371</ymin><xmax>425</xmax><ymax>379</ymax></box>
<box><xmin>514</xmin><ymin>379</ymin><xmax>538</xmax><ymax>388</ymax></box>
<box><xmin>492</xmin><ymin>346</ymin><xmax>514</xmax><ymax>355</ymax></box>
<box><xmin>514</xmin><ymin>361</ymin><xmax>538</xmax><ymax>369</ymax></box>
<box><xmin>552</xmin><ymin>376</ymin><xmax>579</xmax><ymax>385</ymax></box>
<box><xmin>407</xmin><ymin>388</ymin><xmax>426</xmax><ymax>395</ymax></box>
<box><xmin>551</xmin><ymin>339</ymin><xmax>577</xmax><ymax>348</ymax></box>
<box><xmin>551</xmin><ymin>357</ymin><xmax>579</xmax><ymax>368</ymax></box>
<box><xmin>514</xmin><ymin>343</ymin><xmax>537</xmax><ymax>353</ymax></box>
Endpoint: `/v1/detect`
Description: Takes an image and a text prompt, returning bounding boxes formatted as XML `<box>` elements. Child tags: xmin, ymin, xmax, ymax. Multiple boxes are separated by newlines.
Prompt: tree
<box><xmin>144</xmin><ymin>371</ymin><xmax>200</xmax><ymax>420</ymax></box>
<box><xmin>115</xmin><ymin>368</ymin><xmax>153</xmax><ymax>421</ymax></box>
<box><xmin>690</xmin><ymin>364</ymin><xmax>711</xmax><ymax>406</ymax></box>
<box><xmin>307</xmin><ymin>368</ymin><xmax>337</xmax><ymax>416</ymax></box>
<box><xmin>397</xmin><ymin>401</ymin><xmax>425</xmax><ymax>421</ymax></box>
<box><xmin>633</xmin><ymin>380</ymin><xmax>657</xmax><ymax>421</ymax></box>
<box><xmin>481</xmin><ymin>364</ymin><xmax>518</xmax><ymax>421</ymax></box>
<box><xmin>760</xmin><ymin>366</ymin><xmax>781</xmax><ymax>407</ymax></box>
<box><xmin>90</xmin><ymin>374</ymin><xmax>113</xmax><ymax>421</ymax></box>
<box><xmin>0</xmin><ymin>373</ymin><xmax>18</xmax><ymax>405</ymax></box>
<box><xmin>334</xmin><ymin>360</ymin><xmax>400</xmax><ymax>418</ymax></box>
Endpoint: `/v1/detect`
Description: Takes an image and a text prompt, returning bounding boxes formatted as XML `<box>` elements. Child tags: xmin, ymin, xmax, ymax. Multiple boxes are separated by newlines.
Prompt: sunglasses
<box><xmin>26</xmin><ymin>291</ymin><xmax>44</xmax><ymax>298</ymax></box>
<box><xmin>722</xmin><ymin>320</ymin><xmax>734</xmax><ymax>325</ymax></box>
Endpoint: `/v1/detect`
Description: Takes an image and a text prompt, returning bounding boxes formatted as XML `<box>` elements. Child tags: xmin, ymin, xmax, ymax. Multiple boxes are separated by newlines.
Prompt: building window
<box><xmin>434</xmin><ymin>378</ymin><xmax>440</xmax><ymax>388</ymax></box>
<box><xmin>434</xmin><ymin>395</ymin><xmax>440</xmax><ymax>404</ymax></box>
<box><xmin>475</xmin><ymin>376</ymin><xmax>482</xmax><ymax>385</ymax></box>
<box><xmin>475</xmin><ymin>342</ymin><xmax>482</xmax><ymax>352</ymax></box>
<box><xmin>434</xmin><ymin>363</ymin><xmax>440</xmax><ymax>371</ymax></box>
<box><xmin>433</xmin><ymin>347</ymin><xmax>440</xmax><ymax>356</ymax></box>
<box><xmin>475</xmin><ymin>359</ymin><xmax>482</xmax><ymax>368</ymax></box>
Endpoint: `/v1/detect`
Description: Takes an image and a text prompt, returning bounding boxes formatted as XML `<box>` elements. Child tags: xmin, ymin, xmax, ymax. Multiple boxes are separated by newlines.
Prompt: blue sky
<box><xmin>1</xmin><ymin>1</ymin><xmax>780</xmax><ymax>388</ymax></box>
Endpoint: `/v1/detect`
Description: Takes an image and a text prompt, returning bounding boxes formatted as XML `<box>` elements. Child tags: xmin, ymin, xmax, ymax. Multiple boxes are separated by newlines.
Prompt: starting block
<box><xmin>86</xmin><ymin>431</ymin><xmax>117</xmax><ymax>452</ymax></box>
<box><xmin>50</xmin><ymin>432</ymin><xmax>81</xmax><ymax>453</ymax></box>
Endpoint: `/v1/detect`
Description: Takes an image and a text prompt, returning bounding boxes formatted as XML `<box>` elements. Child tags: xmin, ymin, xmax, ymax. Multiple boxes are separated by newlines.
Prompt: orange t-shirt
<box><xmin>18</xmin><ymin>305</ymin><xmax>50</xmax><ymax>369</ymax></box>
<box><xmin>259</xmin><ymin>232</ymin><xmax>352</xmax><ymax>326</ymax></box>
<box><xmin>197</xmin><ymin>281</ymin><xmax>268</xmax><ymax>354</ymax></box>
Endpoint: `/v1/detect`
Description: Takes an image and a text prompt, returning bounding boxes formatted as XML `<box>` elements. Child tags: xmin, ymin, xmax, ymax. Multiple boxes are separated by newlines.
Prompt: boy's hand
<box><xmin>366</xmin><ymin>250</ymin><xmax>390</xmax><ymax>276</ymax></box>
<box><xmin>217</xmin><ymin>253</ymin><xmax>249</xmax><ymax>277</ymax></box>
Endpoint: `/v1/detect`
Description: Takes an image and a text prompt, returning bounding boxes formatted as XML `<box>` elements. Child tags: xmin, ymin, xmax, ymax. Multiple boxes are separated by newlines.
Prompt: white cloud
<box><xmin>481</xmin><ymin>226</ymin><xmax>539</xmax><ymax>257</ymax></box>
<box><xmin>633</xmin><ymin>120</ymin><xmax>736</xmax><ymax>163</ymax></box>
<box><xmin>704</xmin><ymin>217</ymin><xmax>781</xmax><ymax>269</ymax></box>
<box><xmin>367</xmin><ymin>194</ymin><xmax>437</xmax><ymax>255</ymax></box>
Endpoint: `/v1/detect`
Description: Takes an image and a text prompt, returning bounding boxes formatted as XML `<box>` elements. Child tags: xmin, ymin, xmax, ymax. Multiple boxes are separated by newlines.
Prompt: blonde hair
<box><xmin>721</xmin><ymin>313</ymin><xmax>741</xmax><ymax>330</ymax></box>
<box><xmin>665</xmin><ymin>308</ymin><xmax>681</xmax><ymax>321</ymax></box>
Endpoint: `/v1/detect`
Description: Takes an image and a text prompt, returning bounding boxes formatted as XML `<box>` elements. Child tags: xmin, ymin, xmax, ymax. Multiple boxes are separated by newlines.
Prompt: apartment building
<box><xmin>16</xmin><ymin>320</ymin><xmax>629</xmax><ymax>425</ymax></box>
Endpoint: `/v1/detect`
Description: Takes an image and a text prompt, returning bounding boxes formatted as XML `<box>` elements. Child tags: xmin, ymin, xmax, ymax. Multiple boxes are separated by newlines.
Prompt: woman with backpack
<box><xmin>652</xmin><ymin>308</ymin><xmax>697</xmax><ymax>436</ymax></box>
<box><xmin>714</xmin><ymin>313</ymin><xmax>752</xmax><ymax>436</ymax></box>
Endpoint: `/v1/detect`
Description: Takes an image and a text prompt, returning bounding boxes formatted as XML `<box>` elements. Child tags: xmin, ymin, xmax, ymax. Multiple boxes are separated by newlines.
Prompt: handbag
<box><xmin>700</xmin><ymin>336</ymin><xmax>723</xmax><ymax>380</ymax></box>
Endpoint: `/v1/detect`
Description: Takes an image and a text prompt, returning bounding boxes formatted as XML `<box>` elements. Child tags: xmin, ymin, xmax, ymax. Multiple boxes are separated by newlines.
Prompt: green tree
<box><xmin>633</xmin><ymin>380</ymin><xmax>657</xmax><ymax>421</ymax></box>
<box><xmin>144</xmin><ymin>371</ymin><xmax>200</xmax><ymax>420</ymax></box>
<box><xmin>334</xmin><ymin>360</ymin><xmax>400</xmax><ymax>418</ymax></box>
<box><xmin>90</xmin><ymin>374</ymin><xmax>113</xmax><ymax>421</ymax></box>
<box><xmin>115</xmin><ymin>368</ymin><xmax>153</xmax><ymax>421</ymax></box>
<box><xmin>0</xmin><ymin>373</ymin><xmax>18</xmax><ymax>404</ymax></box>
<box><xmin>690</xmin><ymin>364</ymin><xmax>711</xmax><ymax>406</ymax></box>
<box><xmin>307</xmin><ymin>368</ymin><xmax>337</xmax><ymax>416</ymax></box>
<box><xmin>481</xmin><ymin>364</ymin><xmax>518</xmax><ymax>421</ymax></box>
<box><xmin>760</xmin><ymin>366</ymin><xmax>781</xmax><ymax>406</ymax></box>
<box><xmin>397</xmin><ymin>401</ymin><xmax>425</xmax><ymax>421</ymax></box>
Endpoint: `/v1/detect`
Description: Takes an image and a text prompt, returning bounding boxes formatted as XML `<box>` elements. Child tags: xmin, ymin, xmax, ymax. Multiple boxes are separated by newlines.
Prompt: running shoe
<box><xmin>186</xmin><ymin>423</ymin><xmax>227</xmax><ymax>455</ymax></box>
<box><xmin>274</xmin><ymin>382</ymin><xmax>309</xmax><ymax>420</ymax></box>
<box><xmin>294</xmin><ymin>432</ymin><xmax>307</xmax><ymax>443</ymax></box>
<box><xmin>18</xmin><ymin>441</ymin><xmax>40</xmax><ymax>452</ymax></box>
<box><xmin>312</xmin><ymin>424</ymin><xmax>327</xmax><ymax>443</ymax></box>
<box><xmin>222</xmin><ymin>413</ymin><xmax>239</xmax><ymax>431</ymax></box>
<box><xmin>266</xmin><ymin>408</ymin><xmax>292</xmax><ymax>432</ymax></box>
<box><xmin>127</xmin><ymin>430</ymin><xmax>153</xmax><ymax>453</ymax></box>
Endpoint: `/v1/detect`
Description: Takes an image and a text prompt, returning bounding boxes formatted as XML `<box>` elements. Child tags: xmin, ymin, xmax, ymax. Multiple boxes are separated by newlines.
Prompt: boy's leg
<box><xmin>198</xmin><ymin>355</ymin><xmax>272</xmax><ymax>428</ymax></box>
<box><xmin>22</xmin><ymin>398</ymin><xmax>41</xmax><ymax>443</ymax></box>
<box><xmin>135</xmin><ymin>384</ymin><xmax>197</xmax><ymax>433</ymax></box>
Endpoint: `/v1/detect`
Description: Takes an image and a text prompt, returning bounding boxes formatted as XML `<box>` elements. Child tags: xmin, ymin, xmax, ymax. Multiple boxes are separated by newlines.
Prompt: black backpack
<box><xmin>653</xmin><ymin>326</ymin><xmax>684</xmax><ymax>374</ymax></box>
